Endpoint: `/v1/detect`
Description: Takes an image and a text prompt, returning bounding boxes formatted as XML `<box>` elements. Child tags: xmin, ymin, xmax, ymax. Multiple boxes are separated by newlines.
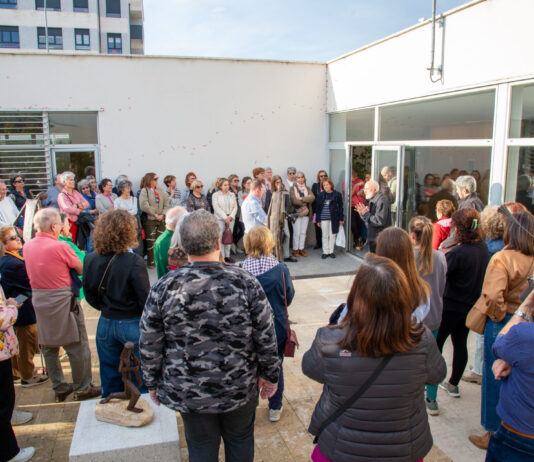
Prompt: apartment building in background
<box><xmin>0</xmin><ymin>0</ymin><xmax>143</xmax><ymax>54</ymax></box>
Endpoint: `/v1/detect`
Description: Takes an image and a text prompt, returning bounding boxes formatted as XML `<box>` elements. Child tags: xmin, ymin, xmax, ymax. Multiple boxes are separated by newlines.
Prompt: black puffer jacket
<box><xmin>302</xmin><ymin>325</ymin><xmax>446</xmax><ymax>462</ymax></box>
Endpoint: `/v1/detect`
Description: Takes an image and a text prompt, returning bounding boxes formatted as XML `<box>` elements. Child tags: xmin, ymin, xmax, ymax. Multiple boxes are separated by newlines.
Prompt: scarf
<box><xmin>296</xmin><ymin>183</ymin><xmax>308</xmax><ymax>197</ymax></box>
<box><xmin>153</xmin><ymin>188</ymin><xmax>160</xmax><ymax>204</ymax></box>
<box><xmin>5</xmin><ymin>250</ymin><xmax>23</xmax><ymax>261</ymax></box>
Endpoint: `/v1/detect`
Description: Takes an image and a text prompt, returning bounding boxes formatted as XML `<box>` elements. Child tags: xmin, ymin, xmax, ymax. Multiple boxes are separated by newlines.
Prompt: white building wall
<box><xmin>0</xmin><ymin>53</ymin><xmax>327</xmax><ymax>189</ymax></box>
<box><xmin>327</xmin><ymin>0</ymin><xmax>534</xmax><ymax>112</ymax></box>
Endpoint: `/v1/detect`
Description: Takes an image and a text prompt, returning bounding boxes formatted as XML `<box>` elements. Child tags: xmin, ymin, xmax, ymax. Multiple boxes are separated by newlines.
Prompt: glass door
<box><xmin>329</xmin><ymin>148</ymin><xmax>350</xmax><ymax>250</ymax></box>
<box><xmin>371</xmin><ymin>146</ymin><xmax>403</xmax><ymax>227</ymax></box>
<box><xmin>52</xmin><ymin>148</ymin><xmax>97</xmax><ymax>184</ymax></box>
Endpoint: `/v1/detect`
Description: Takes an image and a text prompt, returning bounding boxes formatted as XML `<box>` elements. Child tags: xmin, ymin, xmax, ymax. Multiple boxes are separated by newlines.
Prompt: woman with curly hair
<box><xmin>82</xmin><ymin>209</ymin><xmax>150</xmax><ymax>398</ymax></box>
<box><xmin>436</xmin><ymin>208</ymin><xmax>488</xmax><ymax>398</ymax></box>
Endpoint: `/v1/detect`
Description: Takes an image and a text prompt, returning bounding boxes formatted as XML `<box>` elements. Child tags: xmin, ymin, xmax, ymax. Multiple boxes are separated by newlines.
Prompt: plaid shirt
<box><xmin>242</xmin><ymin>255</ymin><xmax>279</xmax><ymax>277</ymax></box>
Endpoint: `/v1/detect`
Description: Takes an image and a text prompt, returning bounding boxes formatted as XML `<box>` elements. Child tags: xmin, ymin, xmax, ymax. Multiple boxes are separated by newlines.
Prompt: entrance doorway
<box><xmin>52</xmin><ymin>148</ymin><xmax>98</xmax><ymax>183</ymax></box>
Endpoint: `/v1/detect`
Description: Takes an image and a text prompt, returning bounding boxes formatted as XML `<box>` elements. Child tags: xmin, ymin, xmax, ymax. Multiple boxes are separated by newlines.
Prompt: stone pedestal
<box><xmin>95</xmin><ymin>397</ymin><xmax>154</xmax><ymax>427</ymax></box>
<box><xmin>69</xmin><ymin>393</ymin><xmax>180</xmax><ymax>462</ymax></box>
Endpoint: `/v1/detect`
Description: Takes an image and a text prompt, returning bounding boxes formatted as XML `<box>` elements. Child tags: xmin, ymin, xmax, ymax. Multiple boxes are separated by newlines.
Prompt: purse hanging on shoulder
<box><xmin>282</xmin><ymin>271</ymin><xmax>299</xmax><ymax>357</ymax></box>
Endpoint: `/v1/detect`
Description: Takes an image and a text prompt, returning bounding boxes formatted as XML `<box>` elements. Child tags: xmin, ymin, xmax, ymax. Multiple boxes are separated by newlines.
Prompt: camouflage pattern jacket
<box><xmin>139</xmin><ymin>261</ymin><xmax>280</xmax><ymax>414</ymax></box>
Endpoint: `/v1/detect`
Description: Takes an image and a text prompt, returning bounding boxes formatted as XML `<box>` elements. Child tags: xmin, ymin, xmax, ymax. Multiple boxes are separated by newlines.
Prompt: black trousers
<box><xmin>350</xmin><ymin>208</ymin><xmax>362</xmax><ymax>244</ymax></box>
<box><xmin>0</xmin><ymin>358</ymin><xmax>19</xmax><ymax>462</ymax></box>
<box><xmin>436</xmin><ymin>310</ymin><xmax>470</xmax><ymax>386</ymax></box>
<box><xmin>314</xmin><ymin>223</ymin><xmax>322</xmax><ymax>248</ymax></box>
<box><xmin>288</xmin><ymin>220</ymin><xmax>294</xmax><ymax>251</ymax></box>
<box><xmin>180</xmin><ymin>397</ymin><xmax>258</xmax><ymax>462</ymax></box>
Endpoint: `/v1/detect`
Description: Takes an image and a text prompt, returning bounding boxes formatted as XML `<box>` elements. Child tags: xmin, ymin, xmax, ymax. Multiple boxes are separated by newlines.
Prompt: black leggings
<box><xmin>0</xmin><ymin>358</ymin><xmax>19</xmax><ymax>462</ymax></box>
<box><xmin>436</xmin><ymin>310</ymin><xmax>470</xmax><ymax>387</ymax></box>
<box><xmin>351</xmin><ymin>208</ymin><xmax>362</xmax><ymax>243</ymax></box>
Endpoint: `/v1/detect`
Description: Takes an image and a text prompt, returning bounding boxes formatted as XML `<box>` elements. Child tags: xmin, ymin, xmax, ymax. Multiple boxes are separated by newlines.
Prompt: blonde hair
<box><xmin>480</xmin><ymin>206</ymin><xmax>506</xmax><ymax>240</ymax></box>
<box><xmin>0</xmin><ymin>225</ymin><xmax>15</xmax><ymax>244</ymax></box>
<box><xmin>244</xmin><ymin>226</ymin><xmax>275</xmax><ymax>259</ymax></box>
<box><xmin>190</xmin><ymin>179</ymin><xmax>203</xmax><ymax>191</ymax></box>
<box><xmin>409</xmin><ymin>216</ymin><xmax>434</xmax><ymax>277</ymax></box>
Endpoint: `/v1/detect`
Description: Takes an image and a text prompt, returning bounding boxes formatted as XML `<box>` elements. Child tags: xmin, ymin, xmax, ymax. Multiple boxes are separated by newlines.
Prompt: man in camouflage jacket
<box><xmin>140</xmin><ymin>210</ymin><xmax>280</xmax><ymax>462</ymax></box>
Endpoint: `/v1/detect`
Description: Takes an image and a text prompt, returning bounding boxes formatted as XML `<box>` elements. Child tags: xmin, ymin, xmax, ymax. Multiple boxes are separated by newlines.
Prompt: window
<box><xmin>73</xmin><ymin>0</ymin><xmax>88</xmax><ymax>12</ymax></box>
<box><xmin>49</xmin><ymin>112</ymin><xmax>98</xmax><ymax>144</ymax></box>
<box><xmin>130</xmin><ymin>24</ymin><xmax>143</xmax><ymax>40</ymax></box>
<box><xmin>75</xmin><ymin>29</ymin><xmax>90</xmax><ymax>50</ymax></box>
<box><xmin>329</xmin><ymin>108</ymin><xmax>375</xmax><ymax>142</ymax></box>
<box><xmin>379</xmin><ymin>90</ymin><xmax>495</xmax><ymax>141</ymax></box>
<box><xmin>509</xmin><ymin>84</ymin><xmax>534</xmax><ymax>138</ymax></box>
<box><xmin>106</xmin><ymin>0</ymin><xmax>120</xmax><ymax>17</ymax></box>
<box><xmin>0</xmin><ymin>0</ymin><xmax>17</xmax><ymax>9</ymax></box>
<box><xmin>37</xmin><ymin>27</ymin><xmax>63</xmax><ymax>49</ymax></box>
<box><xmin>0</xmin><ymin>26</ymin><xmax>19</xmax><ymax>48</ymax></box>
<box><xmin>107</xmin><ymin>33</ymin><xmax>121</xmax><ymax>54</ymax></box>
<box><xmin>35</xmin><ymin>0</ymin><xmax>61</xmax><ymax>10</ymax></box>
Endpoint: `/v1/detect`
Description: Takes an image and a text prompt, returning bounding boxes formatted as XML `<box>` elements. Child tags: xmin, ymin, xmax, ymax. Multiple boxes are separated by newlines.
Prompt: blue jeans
<box><xmin>268</xmin><ymin>357</ymin><xmax>284</xmax><ymax>410</ymax></box>
<box><xmin>96</xmin><ymin>316</ymin><xmax>147</xmax><ymax>398</ymax></box>
<box><xmin>472</xmin><ymin>332</ymin><xmax>484</xmax><ymax>375</ymax></box>
<box><xmin>486</xmin><ymin>425</ymin><xmax>534</xmax><ymax>462</ymax></box>
<box><xmin>426</xmin><ymin>329</ymin><xmax>439</xmax><ymax>401</ymax></box>
<box><xmin>482</xmin><ymin>313</ymin><xmax>512</xmax><ymax>432</ymax></box>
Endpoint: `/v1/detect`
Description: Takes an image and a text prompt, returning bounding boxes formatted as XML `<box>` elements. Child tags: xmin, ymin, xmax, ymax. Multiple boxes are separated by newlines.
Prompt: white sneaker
<box><xmin>11</xmin><ymin>410</ymin><xmax>33</xmax><ymax>426</ymax></box>
<box><xmin>269</xmin><ymin>406</ymin><xmax>283</xmax><ymax>422</ymax></box>
<box><xmin>9</xmin><ymin>447</ymin><xmax>35</xmax><ymax>462</ymax></box>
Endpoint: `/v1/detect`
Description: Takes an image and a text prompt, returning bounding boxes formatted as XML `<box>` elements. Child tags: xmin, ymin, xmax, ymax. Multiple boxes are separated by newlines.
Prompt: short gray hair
<box><xmin>455</xmin><ymin>175</ymin><xmax>476</xmax><ymax>194</ymax></box>
<box><xmin>170</xmin><ymin>209</ymin><xmax>189</xmax><ymax>250</ymax></box>
<box><xmin>180</xmin><ymin>210</ymin><xmax>220</xmax><ymax>256</ymax></box>
<box><xmin>287</xmin><ymin>166</ymin><xmax>296</xmax><ymax>174</ymax></box>
<box><xmin>77</xmin><ymin>179</ymin><xmax>90</xmax><ymax>191</ymax></box>
<box><xmin>117</xmin><ymin>179</ymin><xmax>132</xmax><ymax>195</ymax></box>
<box><xmin>165</xmin><ymin>206</ymin><xmax>188</xmax><ymax>231</ymax></box>
<box><xmin>115</xmin><ymin>174</ymin><xmax>128</xmax><ymax>187</ymax></box>
<box><xmin>59</xmin><ymin>171</ymin><xmax>75</xmax><ymax>186</ymax></box>
<box><xmin>34</xmin><ymin>208</ymin><xmax>61</xmax><ymax>232</ymax></box>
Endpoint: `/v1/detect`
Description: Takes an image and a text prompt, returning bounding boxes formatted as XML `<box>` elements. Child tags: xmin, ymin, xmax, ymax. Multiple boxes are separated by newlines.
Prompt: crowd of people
<box><xmin>0</xmin><ymin>165</ymin><xmax>533</xmax><ymax>462</ymax></box>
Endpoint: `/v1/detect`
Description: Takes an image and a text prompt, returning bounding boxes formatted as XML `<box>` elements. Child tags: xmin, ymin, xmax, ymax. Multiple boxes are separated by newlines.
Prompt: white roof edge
<box><xmin>327</xmin><ymin>0</ymin><xmax>487</xmax><ymax>64</ymax></box>
<box><xmin>0</xmin><ymin>49</ymin><xmax>325</xmax><ymax>66</ymax></box>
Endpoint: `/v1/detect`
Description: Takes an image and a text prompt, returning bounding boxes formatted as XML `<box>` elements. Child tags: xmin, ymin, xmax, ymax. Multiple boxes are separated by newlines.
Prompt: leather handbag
<box><xmin>222</xmin><ymin>223</ymin><xmax>234</xmax><ymax>245</ymax></box>
<box><xmin>465</xmin><ymin>305</ymin><xmax>488</xmax><ymax>335</ymax></box>
<box><xmin>282</xmin><ymin>272</ymin><xmax>299</xmax><ymax>357</ymax></box>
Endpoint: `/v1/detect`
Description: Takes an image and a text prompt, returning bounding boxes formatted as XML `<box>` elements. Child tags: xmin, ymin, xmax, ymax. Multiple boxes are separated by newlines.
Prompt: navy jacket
<box><xmin>256</xmin><ymin>263</ymin><xmax>295</xmax><ymax>356</ymax></box>
<box><xmin>0</xmin><ymin>254</ymin><xmax>36</xmax><ymax>326</ymax></box>
<box><xmin>315</xmin><ymin>190</ymin><xmax>344</xmax><ymax>234</ymax></box>
<box><xmin>363</xmin><ymin>191</ymin><xmax>391</xmax><ymax>242</ymax></box>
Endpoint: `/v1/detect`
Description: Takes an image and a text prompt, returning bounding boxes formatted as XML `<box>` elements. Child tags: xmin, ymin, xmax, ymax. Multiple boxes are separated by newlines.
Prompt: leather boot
<box><xmin>468</xmin><ymin>431</ymin><xmax>491</xmax><ymax>450</ymax></box>
<box><xmin>292</xmin><ymin>250</ymin><xmax>300</xmax><ymax>258</ymax></box>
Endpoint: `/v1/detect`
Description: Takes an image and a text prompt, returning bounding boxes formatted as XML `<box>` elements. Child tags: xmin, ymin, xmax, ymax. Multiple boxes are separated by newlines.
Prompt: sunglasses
<box><xmin>288</xmin><ymin>172</ymin><xmax>296</xmax><ymax>175</ymax></box>
<box><xmin>7</xmin><ymin>235</ymin><xmax>20</xmax><ymax>241</ymax></box>
<box><xmin>319</xmin><ymin>174</ymin><xmax>327</xmax><ymax>178</ymax></box>
<box><xmin>195</xmin><ymin>185</ymin><xmax>203</xmax><ymax>189</ymax></box>
<box><xmin>13</xmin><ymin>179</ymin><xmax>23</xmax><ymax>183</ymax></box>
<box><xmin>153</xmin><ymin>177</ymin><xmax>159</xmax><ymax>181</ymax></box>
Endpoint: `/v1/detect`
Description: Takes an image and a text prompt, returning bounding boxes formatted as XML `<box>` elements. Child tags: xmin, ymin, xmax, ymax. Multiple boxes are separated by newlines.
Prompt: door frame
<box><xmin>51</xmin><ymin>144</ymin><xmax>100</xmax><ymax>180</ymax></box>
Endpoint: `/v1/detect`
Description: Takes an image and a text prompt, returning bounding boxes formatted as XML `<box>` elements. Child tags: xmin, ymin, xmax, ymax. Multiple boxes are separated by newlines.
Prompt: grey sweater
<box><xmin>414</xmin><ymin>248</ymin><xmax>447</xmax><ymax>331</ymax></box>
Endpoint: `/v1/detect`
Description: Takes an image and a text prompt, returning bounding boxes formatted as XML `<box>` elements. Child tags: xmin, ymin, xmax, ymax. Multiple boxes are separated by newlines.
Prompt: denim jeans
<box><xmin>482</xmin><ymin>314</ymin><xmax>512</xmax><ymax>432</ymax></box>
<box><xmin>268</xmin><ymin>357</ymin><xmax>284</xmax><ymax>410</ymax></box>
<box><xmin>181</xmin><ymin>396</ymin><xmax>258</xmax><ymax>462</ymax></box>
<box><xmin>486</xmin><ymin>425</ymin><xmax>534</xmax><ymax>462</ymax></box>
<box><xmin>426</xmin><ymin>329</ymin><xmax>439</xmax><ymax>401</ymax></box>
<box><xmin>96</xmin><ymin>316</ymin><xmax>147</xmax><ymax>398</ymax></box>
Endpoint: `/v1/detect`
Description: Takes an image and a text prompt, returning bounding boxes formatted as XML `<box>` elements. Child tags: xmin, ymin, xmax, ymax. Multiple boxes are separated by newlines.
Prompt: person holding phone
<box><xmin>0</xmin><ymin>226</ymin><xmax>48</xmax><ymax>388</ymax></box>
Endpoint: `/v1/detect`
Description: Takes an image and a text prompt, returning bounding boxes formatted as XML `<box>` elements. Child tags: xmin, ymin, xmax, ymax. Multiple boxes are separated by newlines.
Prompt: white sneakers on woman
<box><xmin>9</xmin><ymin>447</ymin><xmax>35</xmax><ymax>462</ymax></box>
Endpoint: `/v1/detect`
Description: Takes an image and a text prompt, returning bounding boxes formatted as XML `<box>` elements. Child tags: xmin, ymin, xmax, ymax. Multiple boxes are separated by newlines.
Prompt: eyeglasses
<box><xmin>195</xmin><ymin>185</ymin><xmax>203</xmax><ymax>189</ymax></box>
<box><xmin>13</xmin><ymin>179</ymin><xmax>23</xmax><ymax>183</ymax></box>
<box><xmin>7</xmin><ymin>235</ymin><xmax>20</xmax><ymax>241</ymax></box>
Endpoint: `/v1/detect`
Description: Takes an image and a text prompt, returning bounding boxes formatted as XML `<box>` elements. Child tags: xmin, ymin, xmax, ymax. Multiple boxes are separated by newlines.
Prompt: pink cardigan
<box><xmin>57</xmin><ymin>190</ymin><xmax>89</xmax><ymax>223</ymax></box>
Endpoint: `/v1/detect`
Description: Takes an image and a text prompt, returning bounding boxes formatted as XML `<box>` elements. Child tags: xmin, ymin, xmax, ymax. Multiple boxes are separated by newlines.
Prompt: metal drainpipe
<box><xmin>44</xmin><ymin>2</ymin><xmax>49</xmax><ymax>52</ymax></box>
<box><xmin>97</xmin><ymin>0</ymin><xmax>102</xmax><ymax>53</ymax></box>
<box><xmin>427</xmin><ymin>0</ymin><xmax>442</xmax><ymax>82</ymax></box>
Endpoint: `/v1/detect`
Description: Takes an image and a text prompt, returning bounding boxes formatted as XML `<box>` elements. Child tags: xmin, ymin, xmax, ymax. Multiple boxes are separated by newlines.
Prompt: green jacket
<box><xmin>59</xmin><ymin>235</ymin><xmax>85</xmax><ymax>300</ymax></box>
<box><xmin>154</xmin><ymin>229</ymin><xmax>173</xmax><ymax>279</ymax></box>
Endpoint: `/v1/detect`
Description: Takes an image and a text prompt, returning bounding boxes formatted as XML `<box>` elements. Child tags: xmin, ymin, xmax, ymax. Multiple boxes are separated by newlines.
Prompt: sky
<box><xmin>144</xmin><ymin>0</ymin><xmax>469</xmax><ymax>62</ymax></box>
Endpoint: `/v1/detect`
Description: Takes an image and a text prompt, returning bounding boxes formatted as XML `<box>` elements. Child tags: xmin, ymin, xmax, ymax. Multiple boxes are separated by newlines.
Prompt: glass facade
<box><xmin>329</xmin><ymin>108</ymin><xmax>374</xmax><ymax>142</ymax></box>
<box><xmin>509</xmin><ymin>84</ymin><xmax>534</xmax><ymax>138</ymax></box>
<box><xmin>505</xmin><ymin>146</ymin><xmax>534</xmax><ymax>213</ymax></box>
<box><xmin>379</xmin><ymin>91</ymin><xmax>495</xmax><ymax>141</ymax></box>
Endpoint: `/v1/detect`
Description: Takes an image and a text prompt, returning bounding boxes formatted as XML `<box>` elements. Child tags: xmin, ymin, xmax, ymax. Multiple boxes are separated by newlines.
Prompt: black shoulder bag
<box><xmin>313</xmin><ymin>354</ymin><xmax>393</xmax><ymax>444</ymax></box>
<box><xmin>97</xmin><ymin>255</ymin><xmax>118</xmax><ymax>307</ymax></box>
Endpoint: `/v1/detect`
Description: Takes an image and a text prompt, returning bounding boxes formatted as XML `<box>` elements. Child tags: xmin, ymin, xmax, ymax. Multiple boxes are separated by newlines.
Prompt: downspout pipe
<box><xmin>427</xmin><ymin>0</ymin><xmax>442</xmax><ymax>82</ymax></box>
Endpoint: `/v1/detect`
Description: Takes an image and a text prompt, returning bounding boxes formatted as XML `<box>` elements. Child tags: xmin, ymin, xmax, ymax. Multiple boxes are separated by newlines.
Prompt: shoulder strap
<box><xmin>313</xmin><ymin>354</ymin><xmax>393</xmax><ymax>444</ymax></box>
<box><xmin>282</xmin><ymin>271</ymin><xmax>291</xmax><ymax>339</ymax></box>
<box><xmin>98</xmin><ymin>254</ymin><xmax>118</xmax><ymax>298</ymax></box>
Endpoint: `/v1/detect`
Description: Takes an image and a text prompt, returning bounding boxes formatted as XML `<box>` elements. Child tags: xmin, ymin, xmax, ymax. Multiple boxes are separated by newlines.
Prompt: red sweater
<box><xmin>433</xmin><ymin>217</ymin><xmax>452</xmax><ymax>250</ymax></box>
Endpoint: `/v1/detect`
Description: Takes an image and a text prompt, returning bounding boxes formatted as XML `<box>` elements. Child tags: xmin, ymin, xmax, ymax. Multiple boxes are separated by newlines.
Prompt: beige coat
<box><xmin>139</xmin><ymin>187</ymin><xmax>170</xmax><ymax>220</ymax></box>
<box><xmin>473</xmin><ymin>249</ymin><xmax>534</xmax><ymax>322</ymax></box>
<box><xmin>212</xmin><ymin>191</ymin><xmax>237</xmax><ymax>221</ymax></box>
<box><xmin>289</xmin><ymin>185</ymin><xmax>315</xmax><ymax>214</ymax></box>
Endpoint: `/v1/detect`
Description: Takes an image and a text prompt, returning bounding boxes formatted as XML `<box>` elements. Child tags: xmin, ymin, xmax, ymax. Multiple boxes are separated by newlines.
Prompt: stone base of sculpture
<box><xmin>95</xmin><ymin>397</ymin><xmax>154</xmax><ymax>427</ymax></box>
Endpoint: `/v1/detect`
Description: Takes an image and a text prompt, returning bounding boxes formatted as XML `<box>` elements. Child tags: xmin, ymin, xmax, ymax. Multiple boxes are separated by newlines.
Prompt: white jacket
<box><xmin>212</xmin><ymin>191</ymin><xmax>237</xmax><ymax>221</ymax></box>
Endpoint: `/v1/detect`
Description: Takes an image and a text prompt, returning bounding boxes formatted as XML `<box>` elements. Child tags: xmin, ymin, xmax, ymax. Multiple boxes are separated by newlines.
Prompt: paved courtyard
<box><xmin>13</xmin><ymin>274</ymin><xmax>487</xmax><ymax>461</ymax></box>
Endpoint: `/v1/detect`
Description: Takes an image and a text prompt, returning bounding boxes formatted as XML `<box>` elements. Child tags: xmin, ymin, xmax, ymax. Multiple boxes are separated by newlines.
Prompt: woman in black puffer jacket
<box><xmin>303</xmin><ymin>254</ymin><xmax>446</xmax><ymax>462</ymax></box>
